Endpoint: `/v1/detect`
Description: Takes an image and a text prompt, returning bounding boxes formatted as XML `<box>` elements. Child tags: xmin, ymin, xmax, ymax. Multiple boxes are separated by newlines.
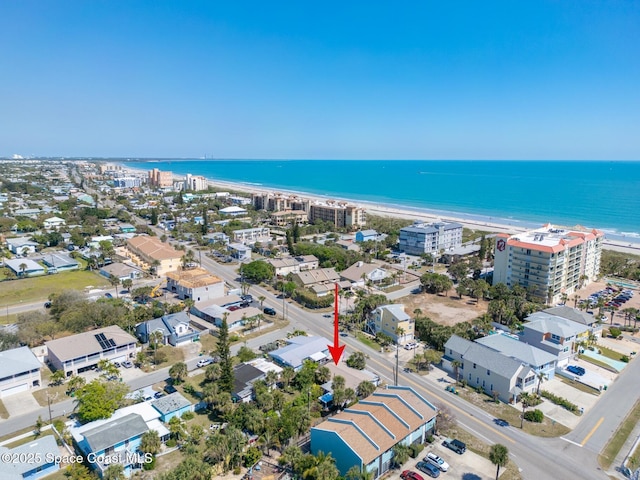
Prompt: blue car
<box><xmin>416</xmin><ymin>461</ymin><xmax>440</xmax><ymax>478</ymax></box>
<box><xmin>567</xmin><ymin>365</ymin><xmax>585</xmax><ymax>376</ymax></box>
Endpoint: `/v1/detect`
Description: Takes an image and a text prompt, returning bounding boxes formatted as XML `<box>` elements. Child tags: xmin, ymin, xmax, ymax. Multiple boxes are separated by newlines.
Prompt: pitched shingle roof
<box><xmin>476</xmin><ymin>333</ymin><xmax>557</xmax><ymax>368</ymax></box>
<box><xmin>83</xmin><ymin>413</ymin><xmax>148</xmax><ymax>453</ymax></box>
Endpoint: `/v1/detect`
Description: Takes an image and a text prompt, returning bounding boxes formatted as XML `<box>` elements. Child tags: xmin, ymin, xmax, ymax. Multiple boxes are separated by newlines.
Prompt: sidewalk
<box><xmin>607</xmin><ymin>419</ymin><xmax>640</xmax><ymax>478</ymax></box>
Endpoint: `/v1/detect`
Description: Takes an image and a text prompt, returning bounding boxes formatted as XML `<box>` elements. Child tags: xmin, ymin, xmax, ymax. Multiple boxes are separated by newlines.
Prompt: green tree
<box><xmin>122</xmin><ymin>278</ymin><xmax>133</xmax><ymax>292</ymax></box>
<box><xmin>346</xmin><ymin>351</ymin><xmax>366</xmax><ymax>370</ymax></box>
<box><xmin>76</xmin><ymin>380</ymin><xmax>129</xmax><ymax>423</ymax></box>
<box><xmin>391</xmin><ymin>443</ymin><xmax>411</xmax><ymax>467</ymax></box>
<box><xmin>169</xmin><ymin>362</ymin><xmax>188</xmax><ymax>384</ymax></box>
<box><xmin>489</xmin><ymin>444</ymin><xmax>509</xmax><ymax>480</ymax></box>
<box><xmin>34</xmin><ymin>415</ymin><xmax>44</xmax><ymax>436</ymax></box>
<box><xmin>50</xmin><ymin>370</ymin><xmax>66</xmax><ymax>386</ymax></box>
<box><xmin>108</xmin><ymin>275</ymin><xmax>120</xmax><ymax>298</ymax></box>
<box><xmin>240</xmin><ymin>260</ymin><xmax>275</xmax><ymax>283</ymax></box>
<box><xmin>357</xmin><ymin>380</ymin><xmax>376</xmax><ymax>398</ymax></box>
<box><xmin>103</xmin><ymin>464</ymin><xmax>125</xmax><ymax>480</ymax></box>
<box><xmin>149</xmin><ymin>330</ymin><xmax>164</xmax><ymax>365</ymax></box>
<box><xmin>217</xmin><ymin>315</ymin><xmax>234</xmax><ymax>393</ymax></box>
<box><xmin>237</xmin><ymin>345</ymin><xmax>257</xmax><ymax>362</ymax></box>
<box><xmin>150</xmin><ymin>208</ymin><xmax>158</xmax><ymax>225</ymax></box>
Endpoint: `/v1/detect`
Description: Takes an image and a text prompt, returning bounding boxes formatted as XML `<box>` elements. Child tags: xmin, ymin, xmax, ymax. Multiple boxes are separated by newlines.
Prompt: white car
<box><xmin>426</xmin><ymin>452</ymin><xmax>449</xmax><ymax>472</ymax></box>
<box><xmin>196</xmin><ymin>358</ymin><xmax>214</xmax><ymax>368</ymax></box>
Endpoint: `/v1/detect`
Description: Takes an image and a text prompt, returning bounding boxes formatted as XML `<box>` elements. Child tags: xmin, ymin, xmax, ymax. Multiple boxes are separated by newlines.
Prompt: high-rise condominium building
<box><xmin>398</xmin><ymin>221</ymin><xmax>463</xmax><ymax>256</ymax></box>
<box><xmin>492</xmin><ymin>224</ymin><xmax>603</xmax><ymax>304</ymax></box>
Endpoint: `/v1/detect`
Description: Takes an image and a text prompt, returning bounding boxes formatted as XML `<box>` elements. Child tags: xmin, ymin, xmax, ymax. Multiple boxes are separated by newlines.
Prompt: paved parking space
<box><xmin>385</xmin><ymin>440</ymin><xmax>503</xmax><ymax>480</ymax></box>
<box><xmin>2</xmin><ymin>391</ymin><xmax>41</xmax><ymax>417</ymax></box>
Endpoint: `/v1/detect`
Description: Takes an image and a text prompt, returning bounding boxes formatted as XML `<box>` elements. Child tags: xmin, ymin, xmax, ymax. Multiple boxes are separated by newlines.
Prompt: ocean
<box><xmin>125</xmin><ymin>159</ymin><xmax>640</xmax><ymax>240</ymax></box>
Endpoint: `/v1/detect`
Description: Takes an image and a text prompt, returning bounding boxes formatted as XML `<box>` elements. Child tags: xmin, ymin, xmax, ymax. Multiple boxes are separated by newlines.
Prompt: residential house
<box><xmin>191</xmin><ymin>299</ymin><xmax>263</xmax><ymax>331</ymax></box>
<box><xmin>204</xmin><ymin>232</ymin><xmax>230</xmax><ymax>245</ymax></box>
<box><xmin>219</xmin><ymin>206</ymin><xmax>247</xmax><ymax>217</ymax></box>
<box><xmin>311</xmin><ymin>386</ymin><xmax>437</xmax><ymax>479</ymax></box>
<box><xmin>355</xmin><ymin>230</ymin><xmax>379</xmax><ymax>243</ymax></box>
<box><xmin>519</xmin><ymin>312</ymin><xmax>589</xmax><ymax>366</ymax></box>
<box><xmin>475</xmin><ymin>332</ymin><xmax>557</xmax><ymax>380</ymax></box>
<box><xmin>4</xmin><ymin>258</ymin><xmax>45</xmax><ymax>277</ymax></box>
<box><xmin>166</xmin><ymin>267</ymin><xmax>224</xmax><ymax>302</ymax></box>
<box><xmin>46</xmin><ymin>325</ymin><xmax>139</xmax><ymax>376</ymax></box>
<box><xmin>268</xmin><ymin>255</ymin><xmax>319</xmax><ymax>276</ymax></box>
<box><xmin>340</xmin><ymin>261</ymin><xmax>389</xmax><ymax>288</ymax></box>
<box><xmin>43</xmin><ymin>216</ymin><xmax>66</xmax><ymax>230</ymax></box>
<box><xmin>292</xmin><ymin>267</ymin><xmax>341</xmax><ymax>292</ymax></box>
<box><xmin>319</xmin><ymin>362</ymin><xmax>380</xmax><ymax>407</ymax></box>
<box><xmin>0</xmin><ymin>346</ymin><xmax>42</xmax><ymax>398</ymax></box>
<box><xmin>232</xmin><ymin>363</ymin><xmax>266</xmax><ymax>403</ymax></box>
<box><xmin>70</xmin><ymin>402</ymin><xmax>170</xmax><ymax>479</ymax></box>
<box><xmin>119</xmin><ymin>223</ymin><xmax>137</xmax><ymax>233</ymax></box>
<box><xmin>151</xmin><ymin>392</ymin><xmax>193</xmax><ymax>422</ymax></box>
<box><xmin>99</xmin><ymin>262</ymin><xmax>144</xmax><ymax>282</ymax></box>
<box><xmin>6</xmin><ymin>237</ymin><xmax>39</xmax><ymax>255</ymax></box>
<box><xmin>0</xmin><ymin>435</ymin><xmax>60</xmax><ymax>479</ymax></box>
<box><xmin>135</xmin><ymin>312</ymin><xmax>200</xmax><ymax>346</ymax></box>
<box><xmin>369</xmin><ymin>305</ymin><xmax>414</xmax><ymax>344</ymax></box>
<box><xmin>268</xmin><ymin>336</ymin><xmax>331</xmax><ymax>371</ymax></box>
<box><xmin>542</xmin><ymin>305</ymin><xmax>603</xmax><ymax>338</ymax></box>
<box><xmin>443</xmin><ymin>335</ymin><xmax>537</xmax><ymax>403</ymax></box>
<box><xmin>41</xmin><ymin>252</ymin><xmax>79</xmax><ymax>273</ymax></box>
<box><xmin>228</xmin><ymin>243</ymin><xmax>251</xmax><ymax>261</ymax></box>
<box><xmin>126</xmin><ymin>235</ymin><xmax>182</xmax><ymax>276</ymax></box>
<box><xmin>439</xmin><ymin>244</ymin><xmax>482</xmax><ymax>264</ymax></box>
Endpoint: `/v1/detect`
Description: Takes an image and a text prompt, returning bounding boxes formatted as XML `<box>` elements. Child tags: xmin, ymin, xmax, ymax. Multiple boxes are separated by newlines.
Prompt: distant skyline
<box><xmin>1</xmin><ymin>1</ymin><xmax>639</xmax><ymax>160</ymax></box>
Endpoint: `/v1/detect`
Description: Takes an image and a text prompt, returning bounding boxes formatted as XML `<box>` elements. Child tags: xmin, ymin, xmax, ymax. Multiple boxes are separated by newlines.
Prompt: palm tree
<box><xmin>19</xmin><ymin>262</ymin><xmax>27</xmax><ymax>277</ymax></box>
<box><xmin>122</xmin><ymin>278</ymin><xmax>133</xmax><ymax>292</ymax></box>
<box><xmin>520</xmin><ymin>392</ymin><xmax>531</xmax><ymax>429</ymax></box>
<box><xmin>169</xmin><ymin>362</ymin><xmax>188</xmax><ymax>383</ymax></box>
<box><xmin>535</xmin><ymin>372</ymin><xmax>547</xmax><ymax>396</ymax></box>
<box><xmin>573</xmin><ymin>294</ymin><xmax>581</xmax><ymax>308</ymax></box>
<box><xmin>489</xmin><ymin>444</ymin><xmax>509</xmax><ymax>480</ymax></box>
<box><xmin>451</xmin><ymin>360</ymin><xmax>462</xmax><ymax>385</ymax></box>
<box><xmin>149</xmin><ymin>330</ymin><xmax>164</xmax><ymax>365</ymax></box>
<box><xmin>357</xmin><ymin>380</ymin><xmax>376</xmax><ymax>398</ymax></box>
<box><xmin>258</xmin><ymin>295</ymin><xmax>266</xmax><ymax>310</ymax></box>
<box><xmin>108</xmin><ymin>274</ymin><xmax>120</xmax><ymax>298</ymax></box>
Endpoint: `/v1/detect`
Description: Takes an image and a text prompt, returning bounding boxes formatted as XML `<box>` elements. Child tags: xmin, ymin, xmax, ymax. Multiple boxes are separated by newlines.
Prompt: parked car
<box><xmin>122</xmin><ymin>361</ymin><xmax>133</xmax><ymax>368</ymax></box>
<box><xmin>154</xmin><ymin>391</ymin><xmax>165</xmax><ymax>399</ymax></box>
<box><xmin>44</xmin><ymin>301</ymin><xmax>52</xmax><ymax>308</ymax></box>
<box><xmin>425</xmin><ymin>452</ymin><xmax>449</xmax><ymax>472</ymax></box>
<box><xmin>164</xmin><ymin>384</ymin><xmax>177</xmax><ymax>394</ymax></box>
<box><xmin>241</xmin><ymin>294</ymin><xmax>253</xmax><ymax>302</ymax></box>
<box><xmin>104</xmin><ymin>292</ymin><xmax>113</xmax><ymax>299</ymax></box>
<box><xmin>443</xmin><ymin>437</ymin><xmax>466</xmax><ymax>454</ymax></box>
<box><xmin>400</xmin><ymin>471</ymin><xmax>425</xmax><ymax>480</ymax></box>
<box><xmin>263</xmin><ymin>307</ymin><xmax>276</xmax><ymax>316</ymax></box>
<box><xmin>416</xmin><ymin>461</ymin><xmax>441</xmax><ymax>478</ymax></box>
<box><xmin>197</xmin><ymin>358</ymin><xmax>214</xmax><ymax>368</ymax></box>
<box><xmin>113</xmin><ymin>361</ymin><xmax>121</xmax><ymax>368</ymax></box>
<box><xmin>567</xmin><ymin>365</ymin><xmax>585</xmax><ymax>376</ymax></box>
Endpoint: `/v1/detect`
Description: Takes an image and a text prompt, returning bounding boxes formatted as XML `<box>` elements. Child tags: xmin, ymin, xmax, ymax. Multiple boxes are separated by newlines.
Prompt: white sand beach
<box><xmin>124</xmin><ymin>165</ymin><xmax>640</xmax><ymax>255</ymax></box>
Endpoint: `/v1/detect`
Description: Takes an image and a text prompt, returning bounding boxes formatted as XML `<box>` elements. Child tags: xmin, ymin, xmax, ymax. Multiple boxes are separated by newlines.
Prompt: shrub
<box><xmin>621</xmin><ymin>355</ymin><xmax>630</xmax><ymax>363</ymax></box>
<box><xmin>425</xmin><ymin>434</ymin><xmax>434</xmax><ymax>444</ymax></box>
<box><xmin>609</xmin><ymin>327</ymin><xmax>622</xmax><ymax>338</ymax></box>
<box><xmin>233</xmin><ymin>466</ymin><xmax>242</xmax><ymax>475</ymax></box>
<box><xmin>409</xmin><ymin>443</ymin><xmax>425</xmax><ymax>458</ymax></box>
<box><xmin>142</xmin><ymin>456</ymin><xmax>156</xmax><ymax>470</ymax></box>
<box><xmin>181</xmin><ymin>411</ymin><xmax>194</xmax><ymax>420</ymax></box>
<box><xmin>166</xmin><ymin>439</ymin><xmax>177</xmax><ymax>447</ymax></box>
<box><xmin>524</xmin><ymin>409</ymin><xmax>544</xmax><ymax>423</ymax></box>
<box><xmin>540</xmin><ymin>390</ymin><xmax>579</xmax><ymax>414</ymax></box>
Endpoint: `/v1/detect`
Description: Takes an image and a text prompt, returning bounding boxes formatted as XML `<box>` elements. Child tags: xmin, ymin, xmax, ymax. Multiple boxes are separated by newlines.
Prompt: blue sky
<box><xmin>1</xmin><ymin>1</ymin><xmax>639</xmax><ymax>159</ymax></box>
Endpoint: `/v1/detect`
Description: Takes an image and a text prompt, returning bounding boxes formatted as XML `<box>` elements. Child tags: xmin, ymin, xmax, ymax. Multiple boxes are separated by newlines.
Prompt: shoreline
<box><xmin>122</xmin><ymin>165</ymin><xmax>640</xmax><ymax>255</ymax></box>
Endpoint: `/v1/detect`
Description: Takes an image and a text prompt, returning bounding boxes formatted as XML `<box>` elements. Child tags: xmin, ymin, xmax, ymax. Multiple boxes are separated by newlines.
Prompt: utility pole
<box><xmin>395</xmin><ymin>342</ymin><xmax>399</xmax><ymax>386</ymax></box>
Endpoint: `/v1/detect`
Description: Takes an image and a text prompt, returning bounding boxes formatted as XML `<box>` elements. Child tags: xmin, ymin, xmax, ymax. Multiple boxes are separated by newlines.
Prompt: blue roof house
<box><xmin>151</xmin><ymin>392</ymin><xmax>193</xmax><ymax>422</ymax></box>
<box><xmin>0</xmin><ymin>435</ymin><xmax>60</xmax><ymax>479</ymax></box>
<box><xmin>355</xmin><ymin>230</ymin><xmax>379</xmax><ymax>243</ymax></box>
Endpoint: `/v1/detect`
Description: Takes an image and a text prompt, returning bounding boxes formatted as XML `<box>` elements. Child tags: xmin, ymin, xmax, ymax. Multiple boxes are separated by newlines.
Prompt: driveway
<box><xmin>2</xmin><ymin>391</ymin><xmax>41</xmax><ymax>418</ymax></box>
<box><xmin>537</xmin><ymin>377</ymin><xmax>600</xmax><ymax>429</ymax></box>
<box><xmin>386</xmin><ymin>439</ymin><xmax>504</xmax><ymax>480</ymax></box>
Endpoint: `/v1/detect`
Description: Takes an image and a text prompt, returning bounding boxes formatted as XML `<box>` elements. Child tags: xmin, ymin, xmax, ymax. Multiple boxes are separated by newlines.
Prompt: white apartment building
<box><xmin>232</xmin><ymin>227</ymin><xmax>271</xmax><ymax>245</ymax></box>
<box><xmin>184</xmin><ymin>173</ymin><xmax>208</xmax><ymax>192</ymax></box>
<box><xmin>492</xmin><ymin>224</ymin><xmax>604</xmax><ymax>304</ymax></box>
<box><xmin>398</xmin><ymin>221</ymin><xmax>463</xmax><ymax>255</ymax></box>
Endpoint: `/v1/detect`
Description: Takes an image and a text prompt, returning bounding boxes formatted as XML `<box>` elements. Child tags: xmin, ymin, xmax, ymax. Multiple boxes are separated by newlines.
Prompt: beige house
<box><xmin>46</xmin><ymin>326</ymin><xmax>139</xmax><ymax>377</ymax></box>
<box><xmin>166</xmin><ymin>267</ymin><xmax>224</xmax><ymax>302</ymax></box>
<box><xmin>268</xmin><ymin>255</ymin><xmax>319</xmax><ymax>276</ymax></box>
<box><xmin>126</xmin><ymin>235</ymin><xmax>182</xmax><ymax>276</ymax></box>
<box><xmin>270</xmin><ymin>210</ymin><xmax>309</xmax><ymax>227</ymax></box>
<box><xmin>340</xmin><ymin>261</ymin><xmax>389</xmax><ymax>287</ymax></box>
<box><xmin>369</xmin><ymin>304</ymin><xmax>415</xmax><ymax>344</ymax></box>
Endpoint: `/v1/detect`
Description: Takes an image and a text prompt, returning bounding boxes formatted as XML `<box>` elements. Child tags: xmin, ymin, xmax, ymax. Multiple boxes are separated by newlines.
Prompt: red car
<box><xmin>400</xmin><ymin>471</ymin><xmax>424</xmax><ymax>480</ymax></box>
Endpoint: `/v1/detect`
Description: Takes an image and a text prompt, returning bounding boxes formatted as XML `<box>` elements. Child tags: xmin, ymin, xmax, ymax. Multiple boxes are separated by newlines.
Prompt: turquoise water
<box><xmin>581</xmin><ymin>349</ymin><xmax>628</xmax><ymax>372</ymax></box>
<box><xmin>125</xmin><ymin>160</ymin><xmax>640</xmax><ymax>238</ymax></box>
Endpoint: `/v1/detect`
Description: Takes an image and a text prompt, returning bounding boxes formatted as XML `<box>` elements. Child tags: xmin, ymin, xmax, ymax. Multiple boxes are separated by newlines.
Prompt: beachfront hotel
<box><xmin>309</xmin><ymin>201</ymin><xmax>366</xmax><ymax>228</ymax></box>
<box><xmin>398</xmin><ymin>221</ymin><xmax>463</xmax><ymax>255</ymax></box>
<box><xmin>183</xmin><ymin>173</ymin><xmax>208</xmax><ymax>191</ymax></box>
<box><xmin>492</xmin><ymin>224</ymin><xmax>604</xmax><ymax>304</ymax></box>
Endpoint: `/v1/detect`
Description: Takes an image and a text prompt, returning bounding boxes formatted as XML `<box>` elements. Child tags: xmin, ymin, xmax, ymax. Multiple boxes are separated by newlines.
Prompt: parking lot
<box><xmin>386</xmin><ymin>438</ymin><xmax>505</xmax><ymax>480</ymax></box>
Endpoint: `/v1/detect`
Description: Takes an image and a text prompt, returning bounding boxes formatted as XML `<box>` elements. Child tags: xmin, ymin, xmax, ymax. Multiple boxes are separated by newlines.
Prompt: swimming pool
<box><xmin>606</xmin><ymin>278</ymin><xmax>639</xmax><ymax>290</ymax></box>
<box><xmin>581</xmin><ymin>349</ymin><xmax>628</xmax><ymax>372</ymax></box>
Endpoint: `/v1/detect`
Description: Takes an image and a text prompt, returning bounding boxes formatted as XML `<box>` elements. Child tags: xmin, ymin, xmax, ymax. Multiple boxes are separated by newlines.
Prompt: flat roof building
<box><xmin>399</xmin><ymin>221</ymin><xmax>463</xmax><ymax>256</ymax></box>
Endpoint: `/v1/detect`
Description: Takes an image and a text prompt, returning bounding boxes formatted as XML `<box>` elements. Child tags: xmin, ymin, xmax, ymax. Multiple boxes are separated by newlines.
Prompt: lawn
<box><xmin>0</xmin><ymin>399</ymin><xmax>8</xmax><ymax>419</ymax></box>
<box><xmin>0</xmin><ymin>312</ymin><xmax>19</xmax><ymax>325</ymax></box>
<box><xmin>578</xmin><ymin>354</ymin><xmax>619</xmax><ymax>373</ymax></box>
<box><xmin>455</xmin><ymin>385</ymin><xmax>570</xmax><ymax>437</ymax></box>
<box><xmin>0</xmin><ymin>269</ymin><xmax>109</xmax><ymax>307</ymax></box>
<box><xmin>599</xmin><ymin>400</ymin><xmax>640</xmax><ymax>469</ymax></box>
<box><xmin>597</xmin><ymin>345</ymin><xmax>628</xmax><ymax>362</ymax></box>
<box><xmin>32</xmin><ymin>384</ymin><xmax>70</xmax><ymax>407</ymax></box>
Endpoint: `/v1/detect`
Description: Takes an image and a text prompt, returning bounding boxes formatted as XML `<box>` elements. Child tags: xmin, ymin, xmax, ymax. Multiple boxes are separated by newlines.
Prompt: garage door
<box><xmin>0</xmin><ymin>383</ymin><xmax>29</xmax><ymax>398</ymax></box>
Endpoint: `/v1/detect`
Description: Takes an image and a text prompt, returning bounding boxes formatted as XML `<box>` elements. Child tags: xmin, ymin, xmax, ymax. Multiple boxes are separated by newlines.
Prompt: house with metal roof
<box><xmin>46</xmin><ymin>326</ymin><xmax>139</xmax><ymax>376</ymax></box>
<box><xmin>151</xmin><ymin>392</ymin><xmax>193</xmax><ymax>422</ymax></box>
<box><xmin>40</xmin><ymin>252</ymin><xmax>79</xmax><ymax>272</ymax></box>
<box><xmin>355</xmin><ymin>229</ymin><xmax>380</xmax><ymax>243</ymax></box>
<box><xmin>311</xmin><ymin>386</ymin><xmax>437</xmax><ymax>479</ymax></box>
<box><xmin>520</xmin><ymin>312</ymin><xmax>589</xmax><ymax>366</ymax></box>
<box><xmin>475</xmin><ymin>332</ymin><xmax>557</xmax><ymax>380</ymax></box>
<box><xmin>4</xmin><ymin>258</ymin><xmax>45</xmax><ymax>277</ymax></box>
<box><xmin>6</xmin><ymin>237</ymin><xmax>39</xmax><ymax>255</ymax></box>
<box><xmin>542</xmin><ymin>306</ymin><xmax>602</xmax><ymax>337</ymax></box>
<box><xmin>443</xmin><ymin>335</ymin><xmax>537</xmax><ymax>403</ymax></box>
<box><xmin>268</xmin><ymin>335</ymin><xmax>331</xmax><ymax>371</ymax></box>
<box><xmin>0</xmin><ymin>434</ymin><xmax>60</xmax><ymax>479</ymax></box>
<box><xmin>0</xmin><ymin>346</ymin><xmax>42</xmax><ymax>398</ymax></box>
<box><xmin>43</xmin><ymin>216</ymin><xmax>66</xmax><ymax>230</ymax></box>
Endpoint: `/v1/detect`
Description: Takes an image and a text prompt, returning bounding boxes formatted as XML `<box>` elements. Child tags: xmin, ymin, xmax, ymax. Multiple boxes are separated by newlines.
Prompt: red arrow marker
<box><xmin>327</xmin><ymin>283</ymin><xmax>345</xmax><ymax>364</ymax></box>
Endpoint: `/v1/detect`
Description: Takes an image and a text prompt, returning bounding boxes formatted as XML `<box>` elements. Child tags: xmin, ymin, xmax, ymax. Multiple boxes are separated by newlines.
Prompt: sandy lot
<box><xmin>401</xmin><ymin>292</ymin><xmax>489</xmax><ymax>326</ymax></box>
